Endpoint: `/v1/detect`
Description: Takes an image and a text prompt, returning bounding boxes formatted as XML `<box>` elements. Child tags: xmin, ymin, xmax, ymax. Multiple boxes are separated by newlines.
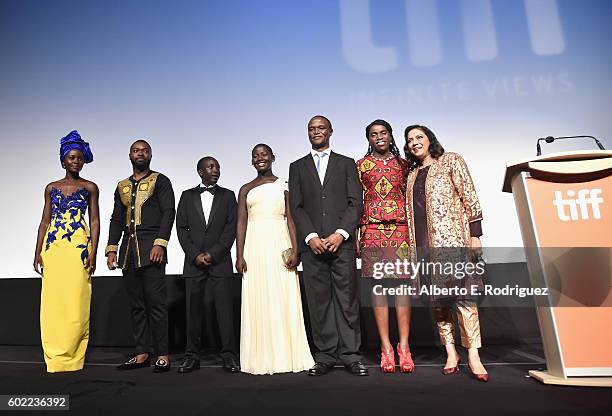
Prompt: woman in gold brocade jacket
<box><xmin>404</xmin><ymin>124</ymin><xmax>489</xmax><ymax>382</ymax></box>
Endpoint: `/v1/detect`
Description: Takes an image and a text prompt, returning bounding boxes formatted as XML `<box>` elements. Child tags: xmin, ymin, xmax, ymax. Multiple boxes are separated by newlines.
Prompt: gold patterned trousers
<box><xmin>433</xmin><ymin>300</ymin><xmax>481</xmax><ymax>349</ymax></box>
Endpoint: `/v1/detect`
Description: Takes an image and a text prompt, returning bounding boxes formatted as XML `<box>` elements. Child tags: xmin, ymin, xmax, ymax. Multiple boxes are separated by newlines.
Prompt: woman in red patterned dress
<box><xmin>357</xmin><ymin>119</ymin><xmax>414</xmax><ymax>373</ymax></box>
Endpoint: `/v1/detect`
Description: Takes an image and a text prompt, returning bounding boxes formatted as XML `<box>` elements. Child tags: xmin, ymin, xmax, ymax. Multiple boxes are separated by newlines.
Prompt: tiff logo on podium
<box><xmin>552</xmin><ymin>189</ymin><xmax>604</xmax><ymax>221</ymax></box>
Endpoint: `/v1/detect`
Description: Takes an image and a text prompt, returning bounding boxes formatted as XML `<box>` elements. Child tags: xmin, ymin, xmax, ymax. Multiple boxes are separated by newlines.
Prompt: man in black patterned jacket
<box><xmin>106</xmin><ymin>139</ymin><xmax>175</xmax><ymax>373</ymax></box>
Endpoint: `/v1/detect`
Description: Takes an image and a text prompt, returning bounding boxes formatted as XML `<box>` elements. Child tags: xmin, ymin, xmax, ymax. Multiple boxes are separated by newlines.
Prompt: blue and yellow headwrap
<box><xmin>59</xmin><ymin>131</ymin><xmax>94</xmax><ymax>164</ymax></box>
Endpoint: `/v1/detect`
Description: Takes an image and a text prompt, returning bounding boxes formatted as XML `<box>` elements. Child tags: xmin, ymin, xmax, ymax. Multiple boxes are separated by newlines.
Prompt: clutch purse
<box><xmin>281</xmin><ymin>248</ymin><xmax>293</xmax><ymax>265</ymax></box>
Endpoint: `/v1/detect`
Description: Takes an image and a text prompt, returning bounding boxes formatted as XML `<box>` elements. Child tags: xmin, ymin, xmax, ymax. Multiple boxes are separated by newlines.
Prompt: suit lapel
<box><xmin>192</xmin><ymin>187</ymin><xmax>206</xmax><ymax>226</ymax></box>
<box><xmin>303</xmin><ymin>154</ymin><xmax>321</xmax><ymax>187</ymax></box>
<box><xmin>322</xmin><ymin>151</ymin><xmax>338</xmax><ymax>189</ymax></box>
<box><xmin>207</xmin><ymin>188</ymin><xmax>222</xmax><ymax>227</ymax></box>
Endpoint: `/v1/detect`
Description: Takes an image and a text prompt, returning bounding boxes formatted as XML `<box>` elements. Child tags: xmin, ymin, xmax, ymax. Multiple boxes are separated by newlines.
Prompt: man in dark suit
<box><xmin>288</xmin><ymin>115</ymin><xmax>367</xmax><ymax>376</ymax></box>
<box><xmin>175</xmin><ymin>156</ymin><xmax>240</xmax><ymax>373</ymax></box>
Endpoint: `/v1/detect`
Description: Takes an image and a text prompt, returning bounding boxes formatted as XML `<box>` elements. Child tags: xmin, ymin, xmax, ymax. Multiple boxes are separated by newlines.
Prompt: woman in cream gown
<box><xmin>236</xmin><ymin>144</ymin><xmax>314</xmax><ymax>375</ymax></box>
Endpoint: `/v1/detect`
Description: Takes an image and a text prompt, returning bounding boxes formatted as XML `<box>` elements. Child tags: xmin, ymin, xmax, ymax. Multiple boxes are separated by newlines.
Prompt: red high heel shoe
<box><xmin>397</xmin><ymin>343</ymin><xmax>415</xmax><ymax>373</ymax></box>
<box><xmin>380</xmin><ymin>347</ymin><xmax>395</xmax><ymax>373</ymax></box>
<box><xmin>441</xmin><ymin>358</ymin><xmax>460</xmax><ymax>375</ymax></box>
<box><xmin>468</xmin><ymin>362</ymin><xmax>489</xmax><ymax>382</ymax></box>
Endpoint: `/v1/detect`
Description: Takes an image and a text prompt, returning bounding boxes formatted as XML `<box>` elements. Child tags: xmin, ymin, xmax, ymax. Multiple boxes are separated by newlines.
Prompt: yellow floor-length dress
<box><xmin>40</xmin><ymin>187</ymin><xmax>92</xmax><ymax>372</ymax></box>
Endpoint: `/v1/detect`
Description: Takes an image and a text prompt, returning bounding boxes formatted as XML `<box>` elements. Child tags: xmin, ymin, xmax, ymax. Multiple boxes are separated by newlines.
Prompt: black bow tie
<box><xmin>199</xmin><ymin>186</ymin><xmax>216</xmax><ymax>195</ymax></box>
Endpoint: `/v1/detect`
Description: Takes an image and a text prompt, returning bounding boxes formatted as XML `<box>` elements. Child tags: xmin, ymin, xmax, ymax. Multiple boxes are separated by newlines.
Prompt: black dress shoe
<box><xmin>116</xmin><ymin>356</ymin><xmax>150</xmax><ymax>370</ymax></box>
<box><xmin>346</xmin><ymin>361</ymin><xmax>369</xmax><ymax>376</ymax></box>
<box><xmin>177</xmin><ymin>357</ymin><xmax>200</xmax><ymax>374</ymax></box>
<box><xmin>222</xmin><ymin>357</ymin><xmax>240</xmax><ymax>373</ymax></box>
<box><xmin>308</xmin><ymin>362</ymin><xmax>332</xmax><ymax>376</ymax></box>
<box><xmin>153</xmin><ymin>357</ymin><xmax>171</xmax><ymax>373</ymax></box>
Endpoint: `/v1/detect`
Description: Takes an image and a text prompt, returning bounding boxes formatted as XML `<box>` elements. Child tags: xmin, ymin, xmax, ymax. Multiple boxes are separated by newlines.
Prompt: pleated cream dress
<box><xmin>240</xmin><ymin>180</ymin><xmax>314</xmax><ymax>374</ymax></box>
<box><xmin>40</xmin><ymin>187</ymin><xmax>92</xmax><ymax>372</ymax></box>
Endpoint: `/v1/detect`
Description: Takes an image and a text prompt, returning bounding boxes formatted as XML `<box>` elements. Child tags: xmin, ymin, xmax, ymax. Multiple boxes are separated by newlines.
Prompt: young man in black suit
<box><xmin>288</xmin><ymin>115</ymin><xmax>367</xmax><ymax>376</ymax></box>
<box><xmin>175</xmin><ymin>156</ymin><xmax>240</xmax><ymax>373</ymax></box>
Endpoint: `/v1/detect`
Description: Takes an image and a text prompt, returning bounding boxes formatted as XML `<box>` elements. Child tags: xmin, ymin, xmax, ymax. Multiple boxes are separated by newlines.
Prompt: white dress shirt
<box><xmin>304</xmin><ymin>148</ymin><xmax>349</xmax><ymax>245</ymax></box>
<box><xmin>199</xmin><ymin>184</ymin><xmax>215</xmax><ymax>224</ymax></box>
<box><xmin>311</xmin><ymin>148</ymin><xmax>331</xmax><ymax>185</ymax></box>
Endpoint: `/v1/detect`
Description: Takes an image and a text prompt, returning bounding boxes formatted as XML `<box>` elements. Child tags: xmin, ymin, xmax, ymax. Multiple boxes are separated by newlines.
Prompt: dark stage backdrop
<box><xmin>0</xmin><ymin>263</ymin><xmax>541</xmax><ymax>350</ymax></box>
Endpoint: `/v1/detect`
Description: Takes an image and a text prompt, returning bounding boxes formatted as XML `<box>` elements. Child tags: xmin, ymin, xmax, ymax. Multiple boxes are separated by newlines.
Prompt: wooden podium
<box><xmin>503</xmin><ymin>150</ymin><xmax>612</xmax><ymax>386</ymax></box>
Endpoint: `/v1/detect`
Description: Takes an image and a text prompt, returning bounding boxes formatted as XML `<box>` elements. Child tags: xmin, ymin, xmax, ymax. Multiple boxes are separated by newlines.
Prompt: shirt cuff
<box><xmin>335</xmin><ymin>229</ymin><xmax>349</xmax><ymax>240</ymax></box>
<box><xmin>305</xmin><ymin>233</ymin><xmax>319</xmax><ymax>244</ymax></box>
<box><xmin>153</xmin><ymin>238</ymin><xmax>169</xmax><ymax>248</ymax></box>
<box><xmin>105</xmin><ymin>245</ymin><xmax>119</xmax><ymax>256</ymax></box>
<box><xmin>469</xmin><ymin>221</ymin><xmax>483</xmax><ymax>238</ymax></box>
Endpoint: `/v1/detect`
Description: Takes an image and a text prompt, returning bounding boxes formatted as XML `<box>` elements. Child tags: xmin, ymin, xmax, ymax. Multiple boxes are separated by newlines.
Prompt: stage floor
<box><xmin>0</xmin><ymin>345</ymin><xmax>610</xmax><ymax>416</ymax></box>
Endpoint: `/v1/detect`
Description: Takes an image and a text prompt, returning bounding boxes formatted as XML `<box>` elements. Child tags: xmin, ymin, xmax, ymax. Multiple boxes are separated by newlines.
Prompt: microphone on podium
<box><xmin>536</xmin><ymin>135</ymin><xmax>606</xmax><ymax>156</ymax></box>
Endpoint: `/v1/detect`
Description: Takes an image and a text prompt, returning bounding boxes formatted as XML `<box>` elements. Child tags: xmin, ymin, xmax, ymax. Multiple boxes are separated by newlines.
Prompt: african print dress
<box><xmin>40</xmin><ymin>187</ymin><xmax>92</xmax><ymax>372</ymax></box>
<box><xmin>357</xmin><ymin>155</ymin><xmax>410</xmax><ymax>278</ymax></box>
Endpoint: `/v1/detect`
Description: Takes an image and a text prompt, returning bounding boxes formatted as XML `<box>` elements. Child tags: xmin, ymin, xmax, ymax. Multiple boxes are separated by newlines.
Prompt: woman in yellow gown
<box><xmin>33</xmin><ymin>131</ymin><xmax>100</xmax><ymax>372</ymax></box>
